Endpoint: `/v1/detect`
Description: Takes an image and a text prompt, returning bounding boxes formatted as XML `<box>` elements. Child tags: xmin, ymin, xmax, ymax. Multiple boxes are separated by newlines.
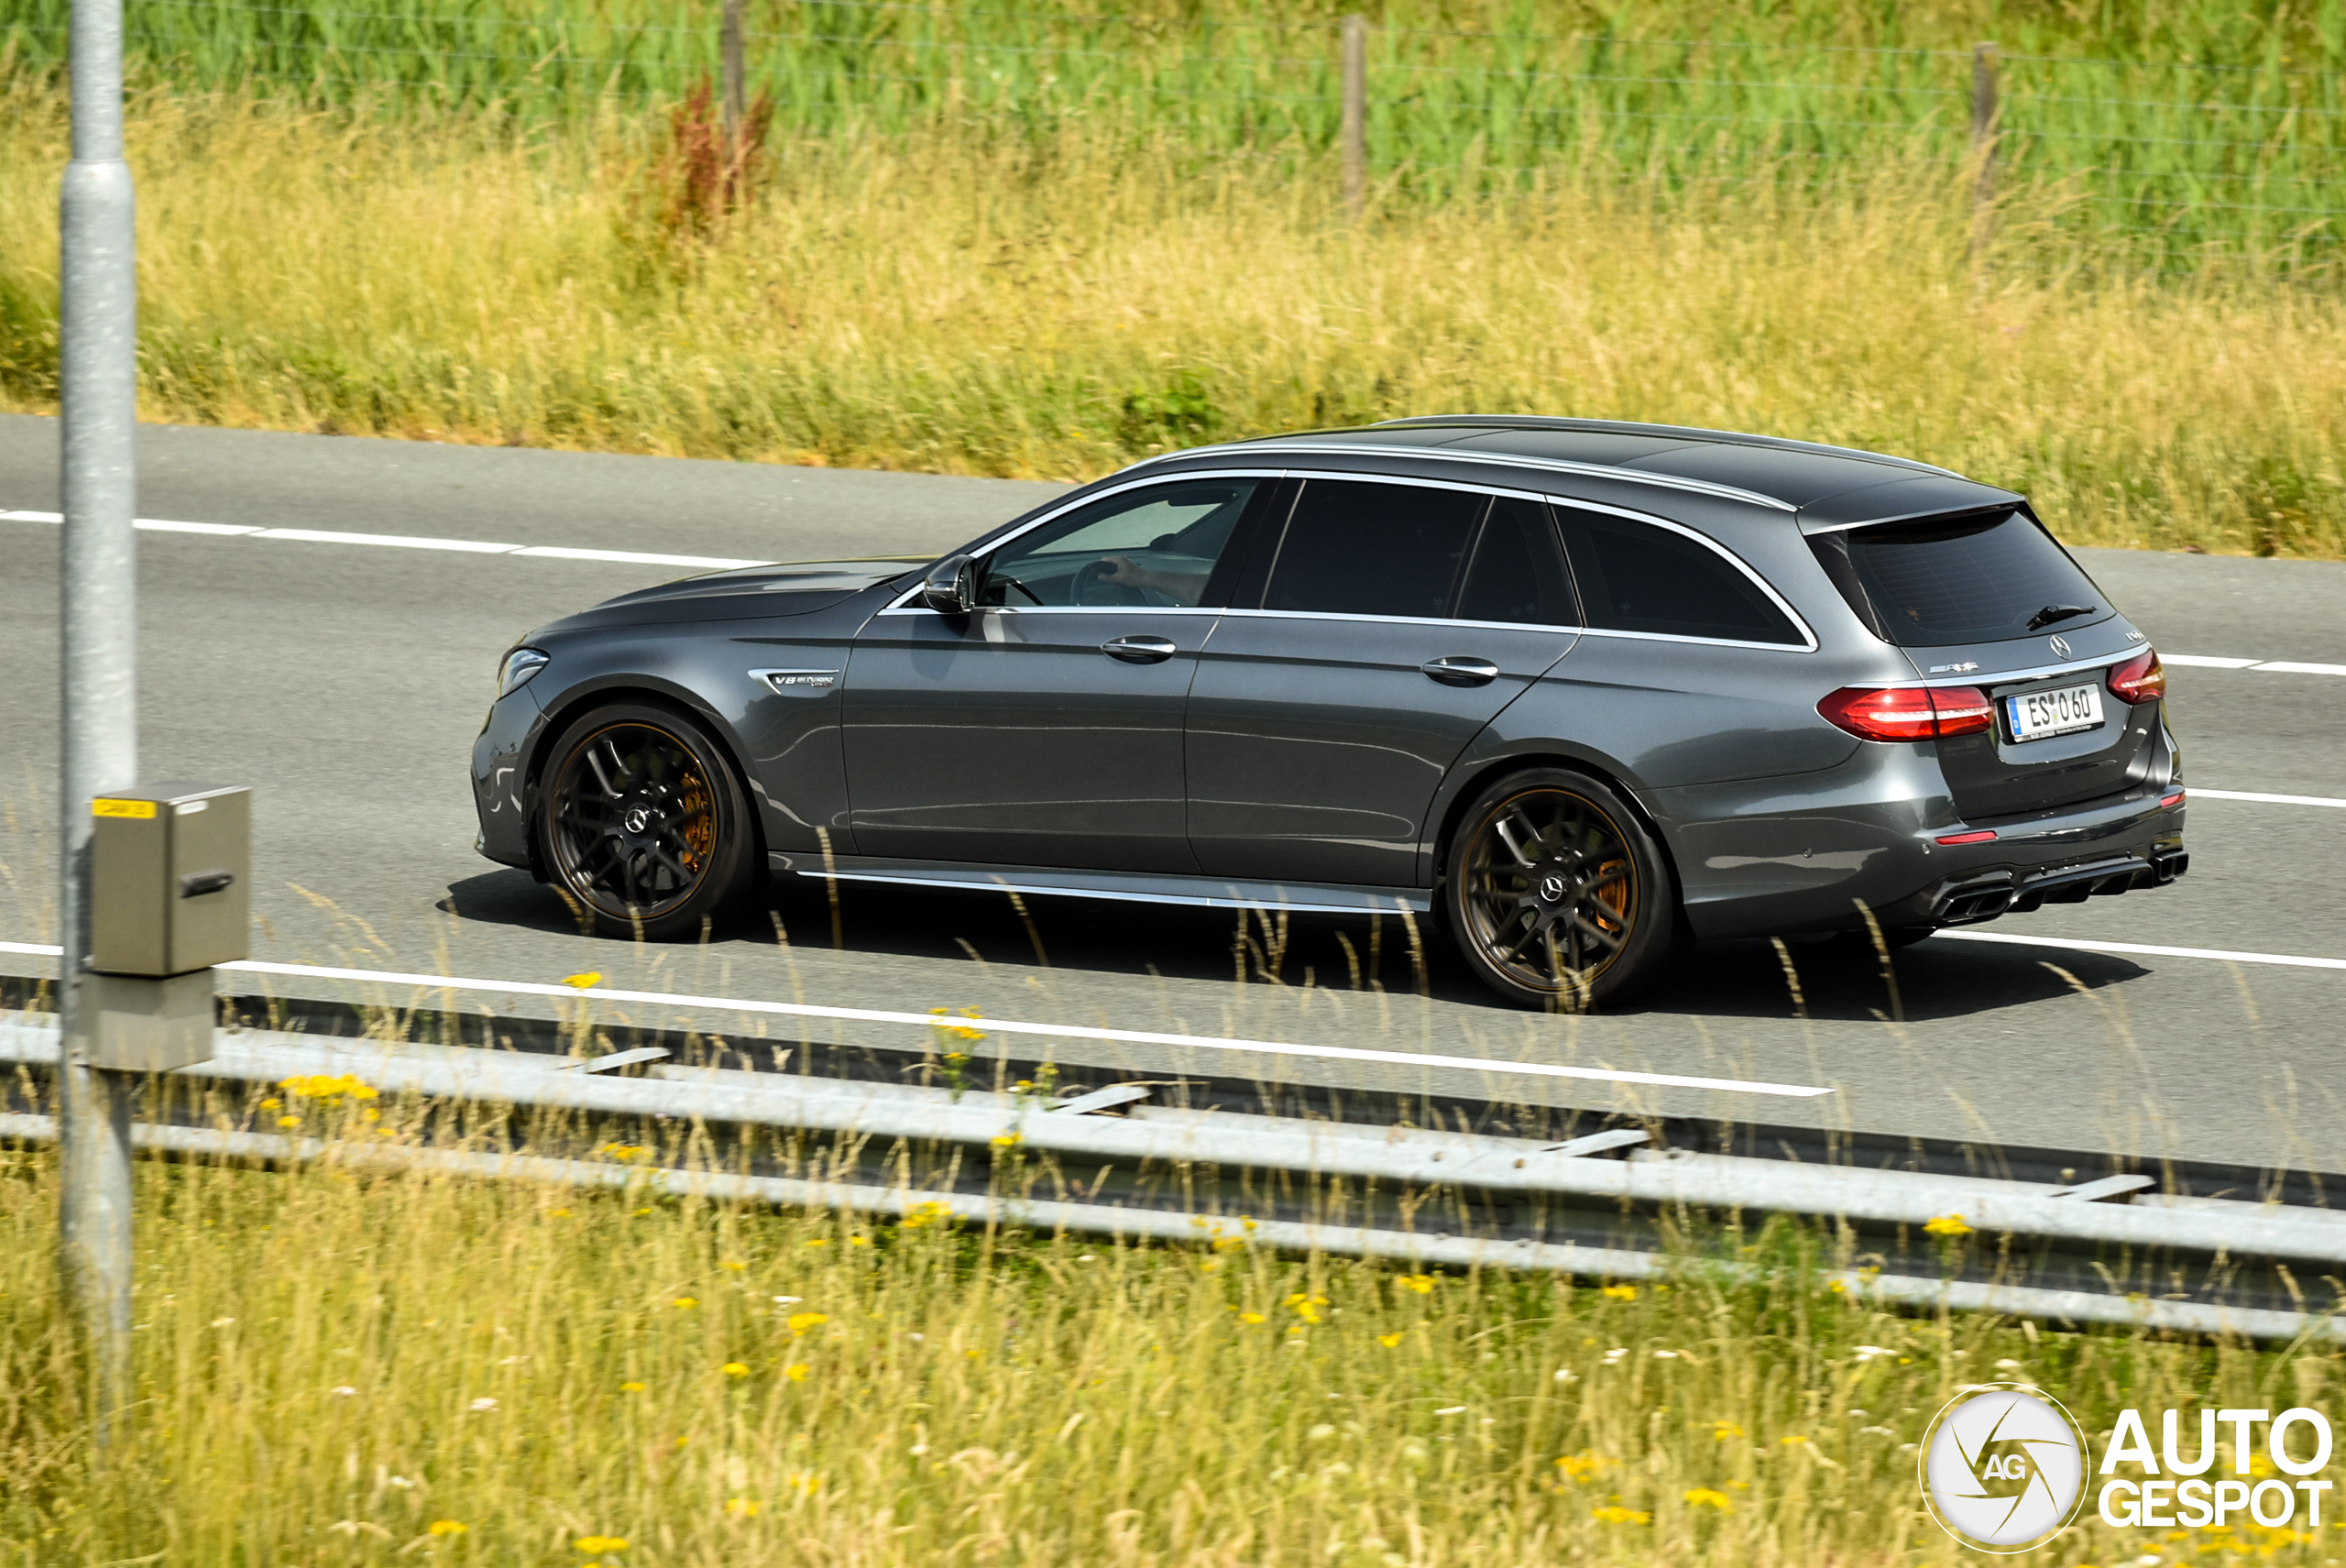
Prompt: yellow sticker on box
<box><xmin>92</xmin><ymin>799</ymin><xmax>157</xmax><ymax>819</ymax></box>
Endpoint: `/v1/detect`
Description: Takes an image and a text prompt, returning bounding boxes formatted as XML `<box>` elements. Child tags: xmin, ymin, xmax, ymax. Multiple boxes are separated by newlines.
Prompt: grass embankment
<box><xmin>0</xmin><ymin>1131</ymin><xmax>2337</xmax><ymax>1566</ymax></box>
<box><xmin>1</xmin><ymin>82</ymin><xmax>2343</xmax><ymax>557</ymax></box>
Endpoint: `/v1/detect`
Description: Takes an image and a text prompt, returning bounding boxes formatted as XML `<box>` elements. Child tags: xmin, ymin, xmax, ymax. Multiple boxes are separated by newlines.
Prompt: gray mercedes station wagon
<box><xmin>470</xmin><ymin>417</ymin><xmax>2187</xmax><ymax>1008</ymax></box>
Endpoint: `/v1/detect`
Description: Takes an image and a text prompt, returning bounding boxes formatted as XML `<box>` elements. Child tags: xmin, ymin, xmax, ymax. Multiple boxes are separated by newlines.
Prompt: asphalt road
<box><xmin>3</xmin><ymin>413</ymin><xmax>2342</xmax><ymax>1177</ymax></box>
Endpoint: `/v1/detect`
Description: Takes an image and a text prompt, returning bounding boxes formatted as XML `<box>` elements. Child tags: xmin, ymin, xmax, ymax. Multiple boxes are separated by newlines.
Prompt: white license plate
<box><xmin>2006</xmin><ymin>681</ymin><xmax>2105</xmax><ymax>742</ymax></box>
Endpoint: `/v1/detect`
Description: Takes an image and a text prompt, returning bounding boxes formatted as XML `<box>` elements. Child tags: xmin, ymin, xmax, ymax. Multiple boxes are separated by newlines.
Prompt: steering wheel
<box><xmin>1072</xmin><ymin>557</ymin><xmax>1145</xmax><ymax>606</ymax></box>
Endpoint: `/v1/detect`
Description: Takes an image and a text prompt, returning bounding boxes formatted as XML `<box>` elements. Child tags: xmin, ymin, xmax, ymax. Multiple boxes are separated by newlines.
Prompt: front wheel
<box><xmin>534</xmin><ymin>701</ymin><xmax>755</xmax><ymax>940</ymax></box>
<box><xmin>1442</xmin><ymin>768</ymin><xmax>1679</xmax><ymax>1010</ymax></box>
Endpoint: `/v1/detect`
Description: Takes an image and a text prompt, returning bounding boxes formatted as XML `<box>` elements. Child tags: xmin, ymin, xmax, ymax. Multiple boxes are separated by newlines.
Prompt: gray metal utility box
<box><xmin>90</xmin><ymin>784</ymin><xmax>250</xmax><ymax>977</ymax></box>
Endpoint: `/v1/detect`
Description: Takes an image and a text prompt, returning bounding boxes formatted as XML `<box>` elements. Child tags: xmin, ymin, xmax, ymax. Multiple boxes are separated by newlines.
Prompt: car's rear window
<box><xmin>1823</xmin><ymin>510</ymin><xmax>2108</xmax><ymax>647</ymax></box>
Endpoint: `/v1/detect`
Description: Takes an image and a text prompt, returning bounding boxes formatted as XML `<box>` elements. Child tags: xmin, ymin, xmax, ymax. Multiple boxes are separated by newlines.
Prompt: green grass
<box><xmin>5</xmin><ymin>0</ymin><xmax>2346</xmax><ymax>266</ymax></box>
<box><xmin>0</xmin><ymin>1125</ymin><xmax>2339</xmax><ymax>1566</ymax></box>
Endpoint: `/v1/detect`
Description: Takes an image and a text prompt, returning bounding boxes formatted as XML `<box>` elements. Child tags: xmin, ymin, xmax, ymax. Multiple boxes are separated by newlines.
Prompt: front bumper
<box><xmin>470</xmin><ymin>685</ymin><xmax>549</xmax><ymax>872</ymax></box>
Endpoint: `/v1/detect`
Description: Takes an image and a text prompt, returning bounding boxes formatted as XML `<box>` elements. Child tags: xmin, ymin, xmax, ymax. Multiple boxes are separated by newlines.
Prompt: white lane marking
<box><xmin>2193</xmin><ymin>788</ymin><xmax>2346</xmax><ymax>808</ymax></box>
<box><xmin>2162</xmin><ymin>654</ymin><xmax>2262</xmax><ymax>669</ymax></box>
<box><xmin>512</xmin><ymin>544</ymin><xmax>772</xmax><ymax>569</ymax></box>
<box><xmin>2251</xmin><ymin>660</ymin><xmax>2346</xmax><ymax>677</ymax></box>
<box><xmin>1</xmin><ymin>510</ymin><xmax>772</xmax><ymax>570</ymax></box>
<box><xmin>1934</xmin><ymin>930</ymin><xmax>2346</xmax><ymax>971</ymax></box>
<box><xmin>0</xmin><ymin>942</ymin><xmax>1830</xmax><ymax>1099</ymax></box>
<box><xmin>138</xmin><ymin>518</ymin><xmax>259</xmax><ymax>535</ymax></box>
<box><xmin>250</xmin><ymin>526</ymin><xmax>521</xmax><ymax>554</ymax></box>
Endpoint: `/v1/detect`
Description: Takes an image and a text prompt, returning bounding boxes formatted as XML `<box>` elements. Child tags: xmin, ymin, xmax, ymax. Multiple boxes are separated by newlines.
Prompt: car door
<box><xmin>840</xmin><ymin>476</ymin><xmax>1268</xmax><ymax>872</ymax></box>
<box><xmin>1185</xmin><ymin>479</ymin><xmax>1581</xmax><ymax>888</ymax></box>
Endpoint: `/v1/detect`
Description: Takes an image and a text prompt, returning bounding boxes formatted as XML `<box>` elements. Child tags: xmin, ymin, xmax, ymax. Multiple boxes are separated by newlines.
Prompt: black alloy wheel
<box><xmin>536</xmin><ymin>702</ymin><xmax>754</xmax><ymax>940</ymax></box>
<box><xmin>1443</xmin><ymin>768</ymin><xmax>1678</xmax><ymax>1009</ymax></box>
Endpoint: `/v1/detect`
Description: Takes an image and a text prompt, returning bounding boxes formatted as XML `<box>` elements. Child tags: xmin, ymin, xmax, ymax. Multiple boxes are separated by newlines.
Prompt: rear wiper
<box><xmin>2027</xmin><ymin>603</ymin><xmax>2096</xmax><ymax>630</ymax></box>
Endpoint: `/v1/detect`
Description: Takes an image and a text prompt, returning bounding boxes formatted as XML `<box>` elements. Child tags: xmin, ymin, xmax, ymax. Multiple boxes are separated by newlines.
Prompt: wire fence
<box><xmin>7</xmin><ymin>0</ymin><xmax>2345</xmax><ymax>269</ymax></box>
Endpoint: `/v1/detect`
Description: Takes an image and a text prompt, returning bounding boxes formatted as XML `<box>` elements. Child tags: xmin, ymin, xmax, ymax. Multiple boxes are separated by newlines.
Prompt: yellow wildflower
<box><xmin>563</xmin><ymin>972</ymin><xmax>603</xmax><ymax>990</ymax></box>
<box><xmin>574</xmin><ymin>1538</ymin><xmax>628</xmax><ymax>1553</ymax></box>
<box><xmin>1709</xmin><ymin>1420</ymin><xmax>1744</xmax><ymax>1441</ymax></box>
<box><xmin>806</xmin><ymin>1238</ymin><xmax>829</xmax><ymax>1247</ymax></box>
<box><xmin>721</xmin><ymin>1362</ymin><xmax>749</xmax><ymax>1377</ymax></box>
<box><xmin>900</xmin><ymin>1201</ymin><xmax>953</xmax><ymax>1231</ymax></box>
<box><xmin>786</xmin><ymin>1312</ymin><xmax>828</xmax><ymax>1336</ymax></box>
<box><xmin>784</xmin><ymin>1364</ymin><xmax>809</xmax><ymax>1381</ymax></box>
<box><xmin>1591</xmin><ymin>1506</ymin><xmax>1650</xmax><ymax>1525</ymax></box>
<box><xmin>427</xmin><ymin>1520</ymin><xmax>467</xmax><ymax>1536</ymax></box>
<box><xmin>724</xmin><ymin>1497</ymin><xmax>760</xmax><ymax>1518</ymax></box>
<box><xmin>787</xmin><ymin>1472</ymin><xmax>823</xmax><ymax>1497</ymax></box>
<box><xmin>1685</xmin><ymin>1487</ymin><xmax>1732</xmax><ymax>1510</ymax></box>
<box><xmin>1555</xmin><ymin>1452</ymin><xmax>1612</xmax><ymax>1481</ymax></box>
<box><xmin>673</xmin><ymin>1297</ymin><xmax>698</xmax><ymax>1310</ymax></box>
<box><xmin>721</xmin><ymin>1259</ymin><xmax>746</xmax><ymax>1270</ymax></box>
<box><xmin>1396</xmin><ymin>1275</ymin><xmax>1436</xmax><ymax>1295</ymax></box>
<box><xmin>1377</xmin><ymin>1332</ymin><xmax>1405</xmax><ymax>1348</ymax></box>
<box><xmin>848</xmin><ymin>1235</ymin><xmax>871</xmax><ymax>1247</ymax></box>
<box><xmin>1238</xmin><ymin>1311</ymin><xmax>1266</xmax><ymax>1325</ymax></box>
<box><xmin>1600</xmin><ymin>1284</ymin><xmax>1638</xmax><ymax>1301</ymax></box>
<box><xmin>1285</xmin><ymin>1292</ymin><xmax>1328</xmax><ymax>1324</ymax></box>
<box><xmin>1924</xmin><ymin>1213</ymin><xmax>1973</xmax><ymax>1237</ymax></box>
<box><xmin>277</xmin><ymin>1115</ymin><xmax>301</xmax><ymax>1129</ymax></box>
<box><xmin>991</xmin><ymin>1131</ymin><xmax>1022</xmax><ymax>1149</ymax></box>
<box><xmin>619</xmin><ymin>1381</ymin><xmax>644</xmax><ymax>1392</ymax></box>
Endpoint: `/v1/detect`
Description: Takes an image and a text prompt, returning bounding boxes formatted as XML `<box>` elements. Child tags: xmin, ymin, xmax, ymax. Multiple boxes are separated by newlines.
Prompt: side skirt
<box><xmin>766</xmin><ymin>853</ymin><xmax>1431</xmax><ymax>916</ymax></box>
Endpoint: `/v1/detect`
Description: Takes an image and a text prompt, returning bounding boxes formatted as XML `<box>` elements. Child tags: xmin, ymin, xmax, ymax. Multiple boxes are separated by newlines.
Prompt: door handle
<box><xmin>1421</xmin><ymin>656</ymin><xmax>1500</xmax><ymax>686</ymax></box>
<box><xmin>1102</xmin><ymin>636</ymin><xmax>1178</xmax><ymax>664</ymax></box>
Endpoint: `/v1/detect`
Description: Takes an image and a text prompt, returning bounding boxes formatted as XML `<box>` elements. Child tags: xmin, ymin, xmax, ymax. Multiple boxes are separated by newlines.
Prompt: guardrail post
<box><xmin>1341</xmin><ymin>15</ymin><xmax>1368</xmax><ymax>219</ymax></box>
<box><xmin>58</xmin><ymin>0</ymin><xmax>140</xmax><ymax>1449</ymax></box>
<box><xmin>1969</xmin><ymin>41</ymin><xmax>1999</xmax><ymax>256</ymax></box>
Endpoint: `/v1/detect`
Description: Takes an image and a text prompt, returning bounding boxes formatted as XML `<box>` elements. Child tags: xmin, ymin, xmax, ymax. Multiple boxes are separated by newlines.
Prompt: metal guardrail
<box><xmin>3</xmin><ymin>1017</ymin><xmax>2341</xmax><ymax>1343</ymax></box>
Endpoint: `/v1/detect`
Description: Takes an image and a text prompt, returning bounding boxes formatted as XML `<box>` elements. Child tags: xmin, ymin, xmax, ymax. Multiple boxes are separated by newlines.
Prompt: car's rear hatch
<box><xmin>1807</xmin><ymin>505</ymin><xmax>2165</xmax><ymax>820</ymax></box>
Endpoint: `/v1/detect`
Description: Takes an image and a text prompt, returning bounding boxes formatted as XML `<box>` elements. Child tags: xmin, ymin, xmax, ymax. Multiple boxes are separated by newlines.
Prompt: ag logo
<box><xmin>1919</xmin><ymin>1384</ymin><xmax>2090</xmax><ymax>1552</ymax></box>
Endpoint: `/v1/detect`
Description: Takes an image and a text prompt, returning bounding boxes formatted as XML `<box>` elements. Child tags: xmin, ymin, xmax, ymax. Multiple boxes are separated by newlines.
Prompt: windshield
<box><xmin>1820</xmin><ymin>510</ymin><xmax>2109</xmax><ymax>647</ymax></box>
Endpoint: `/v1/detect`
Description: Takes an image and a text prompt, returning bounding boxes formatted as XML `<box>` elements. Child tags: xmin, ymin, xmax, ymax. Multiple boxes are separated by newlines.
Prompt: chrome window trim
<box><xmin>1128</xmin><ymin>441</ymin><xmax>1800</xmax><ymax>513</ymax></box>
<box><xmin>1213</xmin><ymin>607</ymin><xmax>1575</xmax><ymax>637</ymax></box>
<box><xmin>873</xmin><ymin>464</ymin><xmax>1819</xmax><ymax>652</ymax></box>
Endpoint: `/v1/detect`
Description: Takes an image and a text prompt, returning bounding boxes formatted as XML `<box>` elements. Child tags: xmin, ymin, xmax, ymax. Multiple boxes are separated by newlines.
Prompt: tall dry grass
<box><xmin>2</xmin><ymin>83</ymin><xmax>2344</xmax><ymax>556</ymax></box>
<box><xmin>0</xmin><ymin>1130</ymin><xmax>2334</xmax><ymax>1567</ymax></box>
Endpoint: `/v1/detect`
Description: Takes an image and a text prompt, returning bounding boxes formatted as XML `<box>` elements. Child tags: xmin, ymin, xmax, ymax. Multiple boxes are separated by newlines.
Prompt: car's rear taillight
<box><xmin>2108</xmin><ymin>648</ymin><xmax>2165</xmax><ymax>705</ymax></box>
<box><xmin>1817</xmin><ymin>685</ymin><xmax>1995</xmax><ymax>742</ymax></box>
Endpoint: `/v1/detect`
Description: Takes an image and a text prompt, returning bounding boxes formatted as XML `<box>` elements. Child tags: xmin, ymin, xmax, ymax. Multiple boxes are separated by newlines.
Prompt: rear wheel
<box><xmin>1443</xmin><ymin>768</ymin><xmax>1678</xmax><ymax>1010</ymax></box>
<box><xmin>535</xmin><ymin>702</ymin><xmax>754</xmax><ymax>940</ymax></box>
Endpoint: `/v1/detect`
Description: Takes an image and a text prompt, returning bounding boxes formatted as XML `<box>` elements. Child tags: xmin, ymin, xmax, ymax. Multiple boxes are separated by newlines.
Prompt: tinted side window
<box><xmin>1263</xmin><ymin>480</ymin><xmax>1485</xmax><ymax>619</ymax></box>
<box><xmin>1456</xmin><ymin>497</ymin><xmax>1577</xmax><ymax>626</ymax></box>
<box><xmin>980</xmin><ymin>479</ymin><xmax>1257</xmax><ymax>608</ymax></box>
<box><xmin>1556</xmin><ymin>510</ymin><xmax>1803</xmax><ymax>645</ymax></box>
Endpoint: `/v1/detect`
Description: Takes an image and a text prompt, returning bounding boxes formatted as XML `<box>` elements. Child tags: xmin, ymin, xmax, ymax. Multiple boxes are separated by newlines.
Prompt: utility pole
<box><xmin>1341</xmin><ymin>15</ymin><xmax>1367</xmax><ymax>220</ymax></box>
<box><xmin>58</xmin><ymin>0</ymin><xmax>141</xmax><ymax>1445</ymax></box>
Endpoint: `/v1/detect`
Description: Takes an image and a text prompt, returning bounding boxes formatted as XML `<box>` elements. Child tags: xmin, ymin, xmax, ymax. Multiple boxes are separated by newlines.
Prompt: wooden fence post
<box><xmin>722</xmin><ymin>0</ymin><xmax>746</xmax><ymax>138</ymax></box>
<box><xmin>1342</xmin><ymin>15</ymin><xmax>1367</xmax><ymax>218</ymax></box>
<box><xmin>1969</xmin><ymin>41</ymin><xmax>1999</xmax><ymax>250</ymax></box>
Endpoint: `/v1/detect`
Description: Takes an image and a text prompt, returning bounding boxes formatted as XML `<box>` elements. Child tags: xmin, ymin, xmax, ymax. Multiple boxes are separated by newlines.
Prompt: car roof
<box><xmin>1153</xmin><ymin>415</ymin><xmax>2021</xmax><ymax>518</ymax></box>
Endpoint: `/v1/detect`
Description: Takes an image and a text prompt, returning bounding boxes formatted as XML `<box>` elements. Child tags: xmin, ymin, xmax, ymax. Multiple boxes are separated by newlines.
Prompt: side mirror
<box><xmin>920</xmin><ymin>554</ymin><xmax>978</xmax><ymax>616</ymax></box>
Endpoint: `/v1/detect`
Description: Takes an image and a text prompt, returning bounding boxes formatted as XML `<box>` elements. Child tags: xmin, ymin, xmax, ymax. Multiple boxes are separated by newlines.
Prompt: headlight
<box><xmin>496</xmin><ymin>646</ymin><xmax>549</xmax><ymax>698</ymax></box>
